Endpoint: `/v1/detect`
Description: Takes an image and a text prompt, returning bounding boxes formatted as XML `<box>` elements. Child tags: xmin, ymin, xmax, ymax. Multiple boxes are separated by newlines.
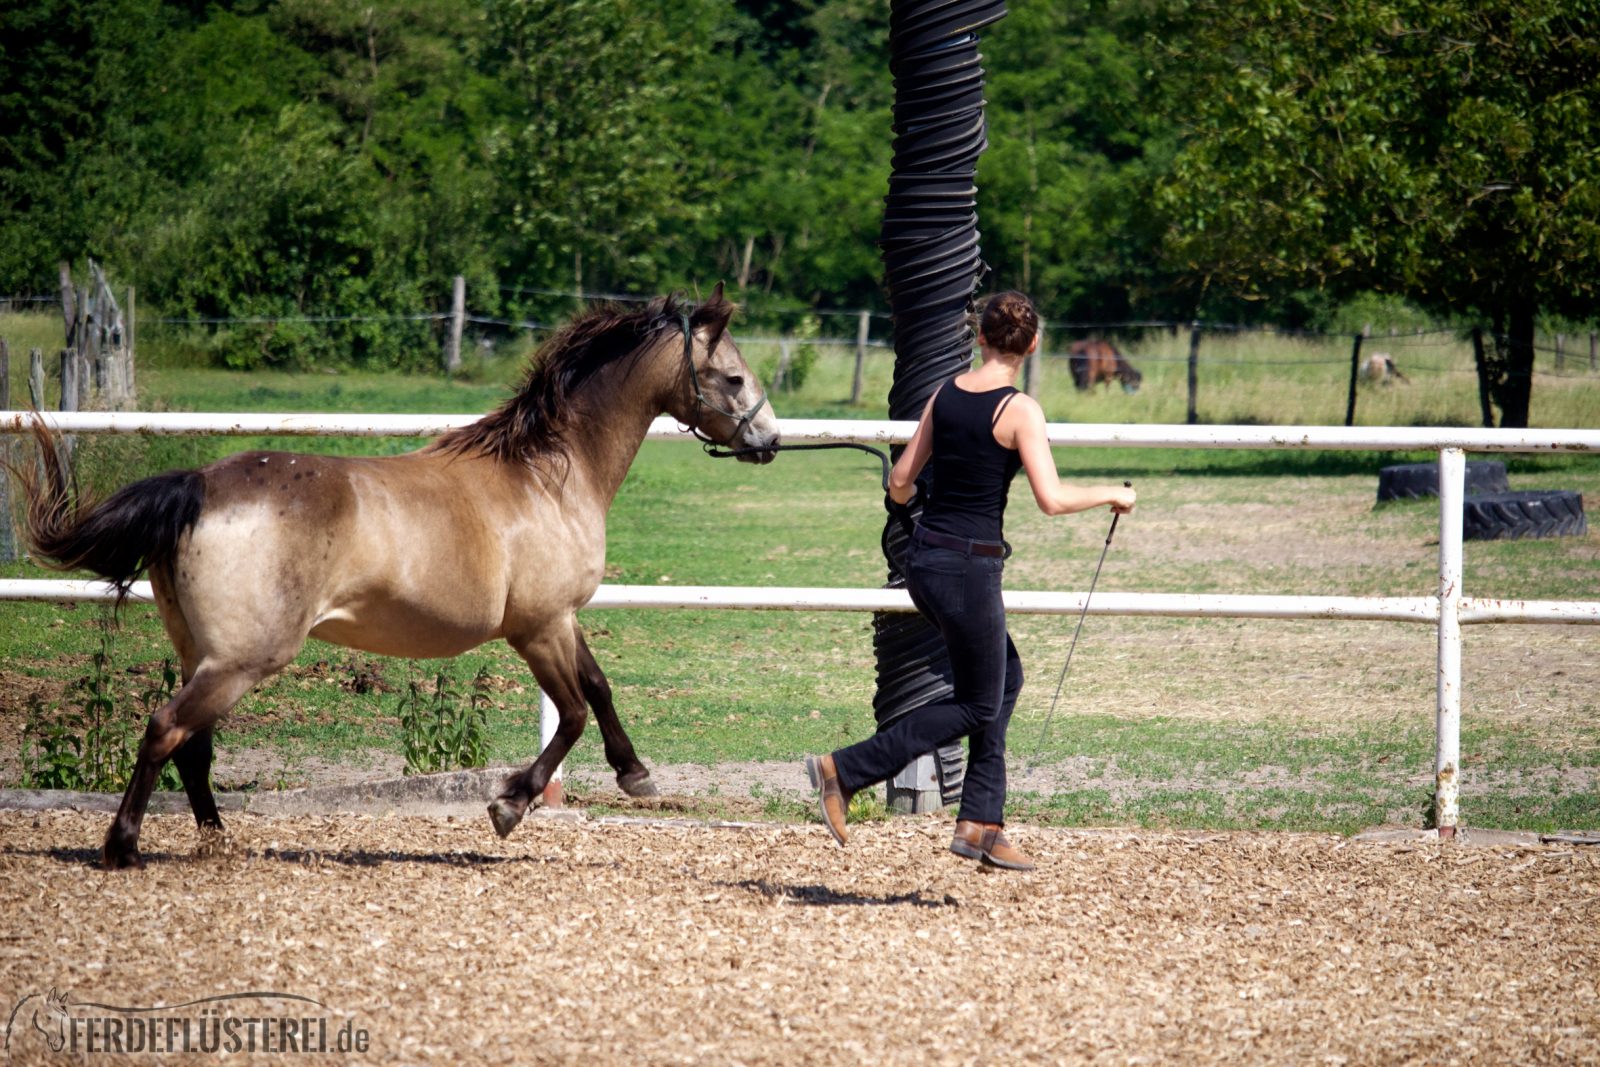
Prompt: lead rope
<box><xmin>1028</xmin><ymin>481</ymin><xmax>1133</xmax><ymax>771</ymax></box>
<box><xmin>702</xmin><ymin>440</ymin><xmax>917</xmax><ymax>543</ymax></box>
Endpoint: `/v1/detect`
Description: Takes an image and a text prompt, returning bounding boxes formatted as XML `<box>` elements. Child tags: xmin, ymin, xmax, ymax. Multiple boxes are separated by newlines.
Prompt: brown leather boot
<box><xmin>950</xmin><ymin>820</ymin><xmax>1035</xmax><ymax>871</ymax></box>
<box><xmin>804</xmin><ymin>754</ymin><xmax>851</xmax><ymax>846</ymax></box>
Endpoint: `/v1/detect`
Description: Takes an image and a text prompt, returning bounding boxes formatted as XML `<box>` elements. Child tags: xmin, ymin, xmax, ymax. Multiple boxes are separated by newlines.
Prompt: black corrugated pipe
<box><xmin>873</xmin><ymin>0</ymin><xmax>1008</xmax><ymax>812</ymax></box>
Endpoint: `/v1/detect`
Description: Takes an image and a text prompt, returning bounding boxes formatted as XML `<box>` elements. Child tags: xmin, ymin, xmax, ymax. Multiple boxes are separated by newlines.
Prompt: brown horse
<box><xmin>1068</xmin><ymin>340</ymin><xmax>1142</xmax><ymax>394</ymax></box>
<box><xmin>16</xmin><ymin>287</ymin><xmax>779</xmax><ymax>868</ymax></box>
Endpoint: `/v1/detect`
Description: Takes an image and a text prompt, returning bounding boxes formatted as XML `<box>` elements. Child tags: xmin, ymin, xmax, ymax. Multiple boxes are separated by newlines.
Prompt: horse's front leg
<box><xmin>489</xmin><ymin>627</ymin><xmax>588</xmax><ymax>839</ymax></box>
<box><xmin>573</xmin><ymin>626</ymin><xmax>657</xmax><ymax>798</ymax></box>
<box><xmin>171</xmin><ymin>727</ymin><xmax>223</xmax><ymax>831</ymax></box>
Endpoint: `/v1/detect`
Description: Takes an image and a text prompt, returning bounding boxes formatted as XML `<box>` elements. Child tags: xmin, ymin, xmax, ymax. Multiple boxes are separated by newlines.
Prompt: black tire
<box><xmin>1463</xmin><ymin>490</ymin><xmax>1588</xmax><ymax>541</ymax></box>
<box><xmin>1376</xmin><ymin>461</ymin><xmax>1509</xmax><ymax>502</ymax></box>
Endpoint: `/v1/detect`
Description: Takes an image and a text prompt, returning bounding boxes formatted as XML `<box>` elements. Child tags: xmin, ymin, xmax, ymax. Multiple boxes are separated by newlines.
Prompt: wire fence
<box><xmin>4</xmin><ymin>285</ymin><xmax>1597</xmax><ymax>430</ymax></box>
<box><xmin>8</xmin><ymin>289</ymin><xmax>1595</xmax><ymax>355</ymax></box>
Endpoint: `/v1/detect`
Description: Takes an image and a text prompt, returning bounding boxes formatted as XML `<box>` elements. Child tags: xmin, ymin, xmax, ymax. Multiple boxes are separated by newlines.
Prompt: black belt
<box><xmin>913</xmin><ymin>525</ymin><xmax>1008</xmax><ymax>559</ymax></box>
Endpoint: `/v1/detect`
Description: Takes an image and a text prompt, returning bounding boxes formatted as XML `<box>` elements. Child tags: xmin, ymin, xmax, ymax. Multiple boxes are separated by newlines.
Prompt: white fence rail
<box><xmin>4</xmin><ymin>411</ymin><xmax>1599</xmax><ymax>835</ymax></box>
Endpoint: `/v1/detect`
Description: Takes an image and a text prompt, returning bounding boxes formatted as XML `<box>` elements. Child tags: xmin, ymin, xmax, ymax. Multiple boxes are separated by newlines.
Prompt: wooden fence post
<box><xmin>60</xmin><ymin>350</ymin><xmax>78</xmax><ymax>414</ymax></box>
<box><xmin>57</xmin><ymin>262</ymin><xmax>76</xmax><ymax>350</ymax></box>
<box><xmin>850</xmin><ymin>310</ymin><xmax>869</xmax><ymax>405</ymax></box>
<box><xmin>1471</xmin><ymin>326</ymin><xmax>1494</xmax><ymax>428</ymax></box>
<box><xmin>773</xmin><ymin>339</ymin><xmax>793</xmax><ymax>391</ymax></box>
<box><xmin>28</xmin><ymin>349</ymin><xmax>45</xmax><ymax>409</ymax></box>
<box><xmin>1024</xmin><ymin>320</ymin><xmax>1043</xmax><ymax>398</ymax></box>
<box><xmin>126</xmin><ymin>286</ymin><xmax>136</xmax><ymax>401</ymax></box>
<box><xmin>1555</xmin><ymin>333</ymin><xmax>1564</xmax><ymax>372</ymax></box>
<box><xmin>1185</xmin><ymin>322</ymin><xmax>1201</xmax><ymax>424</ymax></box>
<box><xmin>445</xmin><ymin>275</ymin><xmax>465</xmax><ymax>374</ymax></box>
<box><xmin>58</xmin><ymin>349</ymin><xmax>77</xmax><ymax>461</ymax></box>
<box><xmin>1344</xmin><ymin>331</ymin><xmax>1366</xmax><ymax>427</ymax></box>
<box><xmin>74</xmin><ymin>285</ymin><xmax>91</xmax><ymax>410</ymax></box>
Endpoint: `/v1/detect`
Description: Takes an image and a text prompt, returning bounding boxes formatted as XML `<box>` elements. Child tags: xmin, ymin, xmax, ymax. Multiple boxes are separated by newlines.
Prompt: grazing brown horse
<box><xmin>16</xmin><ymin>287</ymin><xmax>779</xmax><ymax>868</ymax></box>
<box><xmin>1068</xmin><ymin>340</ymin><xmax>1143</xmax><ymax>394</ymax></box>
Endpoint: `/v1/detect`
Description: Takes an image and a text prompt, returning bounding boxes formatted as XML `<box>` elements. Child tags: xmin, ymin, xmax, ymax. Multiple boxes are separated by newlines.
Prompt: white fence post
<box><xmin>1435</xmin><ymin>447</ymin><xmax>1465</xmax><ymax>838</ymax></box>
<box><xmin>6</xmin><ymin>414</ymin><xmax>1600</xmax><ymax>833</ymax></box>
<box><xmin>538</xmin><ymin>690</ymin><xmax>565</xmax><ymax>808</ymax></box>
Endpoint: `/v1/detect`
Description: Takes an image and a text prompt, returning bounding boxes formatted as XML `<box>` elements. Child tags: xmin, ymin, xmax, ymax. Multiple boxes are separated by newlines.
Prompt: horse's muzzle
<box><xmin>736</xmin><ymin>431</ymin><xmax>780</xmax><ymax>464</ymax></box>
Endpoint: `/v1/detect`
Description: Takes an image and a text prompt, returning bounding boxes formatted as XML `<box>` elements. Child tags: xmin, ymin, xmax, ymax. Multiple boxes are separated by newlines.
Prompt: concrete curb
<box><xmin>1351</xmin><ymin>825</ymin><xmax>1600</xmax><ymax>847</ymax></box>
<box><xmin>2</xmin><ymin>783</ymin><xmax>1593</xmax><ymax>846</ymax></box>
<box><xmin>0</xmin><ymin>768</ymin><xmax>521</xmax><ymax>820</ymax></box>
<box><xmin>0</xmin><ymin>771</ymin><xmax>775</xmax><ymax>830</ymax></box>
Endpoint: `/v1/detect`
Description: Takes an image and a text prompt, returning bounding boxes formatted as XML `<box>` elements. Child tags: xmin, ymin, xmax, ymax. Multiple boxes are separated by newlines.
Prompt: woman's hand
<box><xmin>1110</xmin><ymin>485</ymin><xmax>1136</xmax><ymax>514</ymax></box>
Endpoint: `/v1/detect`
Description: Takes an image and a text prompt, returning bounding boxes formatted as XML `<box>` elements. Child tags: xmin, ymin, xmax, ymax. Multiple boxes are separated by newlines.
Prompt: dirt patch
<box><xmin>1</xmin><ymin>812</ymin><xmax>1595</xmax><ymax>1065</ymax></box>
<box><xmin>210</xmin><ymin>746</ymin><xmax>406</xmax><ymax>791</ymax></box>
<box><xmin>1005</xmin><ymin>615</ymin><xmax>1600</xmax><ymax>736</ymax></box>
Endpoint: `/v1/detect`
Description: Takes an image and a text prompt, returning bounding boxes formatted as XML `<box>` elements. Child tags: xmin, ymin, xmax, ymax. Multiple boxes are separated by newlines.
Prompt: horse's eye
<box><xmin>727</xmin><ymin>375</ymin><xmax>744</xmax><ymax>387</ymax></box>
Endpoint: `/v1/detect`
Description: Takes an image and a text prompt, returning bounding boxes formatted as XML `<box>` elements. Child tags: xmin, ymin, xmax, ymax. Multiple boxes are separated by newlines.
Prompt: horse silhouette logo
<box><xmin>4</xmin><ymin>987</ymin><xmax>72</xmax><ymax>1055</ymax></box>
<box><xmin>5</xmin><ymin>987</ymin><xmax>362</xmax><ymax>1057</ymax></box>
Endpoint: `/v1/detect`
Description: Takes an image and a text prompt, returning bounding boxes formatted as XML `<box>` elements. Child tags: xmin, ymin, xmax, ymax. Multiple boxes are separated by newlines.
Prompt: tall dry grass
<box><xmin>4</xmin><ymin>307</ymin><xmax>1595</xmax><ymax>428</ymax></box>
<box><xmin>746</xmin><ymin>326</ymin><xmax>1600</xmax><ymax>428</ymax></box>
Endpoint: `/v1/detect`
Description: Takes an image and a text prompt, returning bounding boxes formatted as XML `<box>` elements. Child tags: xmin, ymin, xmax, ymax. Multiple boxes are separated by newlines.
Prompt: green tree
<box><xmin>485</xmin><ymin>0</ymin><xmax>712</xmax><ymax>294</ymax></box>
<box><xmin>979</xmin><ymin>1</ymin><xmax>1173</xmax><ymax>321</ymax></box>
<box><xmin>0</xmin><ymin>0</ymin><xmax>177</xmax><ymax>290</ymax></box>
<box><xmin>134</xmin><ymin>106</ymin><xmax>429</xmax><ymax>368</ymax></box>
<box><xmin>1154</xmin><ymin>0</ymin><xmax>1600</xmax><ymax>426</ymax></box>
<box><xmin>268</xmin><ymin>0</ymin><xmax>503</xmax><ymax>301</ymax></box>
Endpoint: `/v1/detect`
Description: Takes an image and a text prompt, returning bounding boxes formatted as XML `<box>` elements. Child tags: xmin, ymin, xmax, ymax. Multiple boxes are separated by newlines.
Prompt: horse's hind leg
<box><xmin>152</xmin><ymin>573</ymin><xmax>221</xmax><ymax>831</ymax></box>
<box><xmin>104</xmin><ymin>662</ymin><xmax>274</xmax><ymax>869</ymax></box>
<box><xmin>489</xmin><ymin>626</ymin><xmax>588</xmax><ymax>839</ymax></box>
<box><xmin>573</xmin><ymin>626</ymin><xmax>656</xmax><ymax>798</ymax></box>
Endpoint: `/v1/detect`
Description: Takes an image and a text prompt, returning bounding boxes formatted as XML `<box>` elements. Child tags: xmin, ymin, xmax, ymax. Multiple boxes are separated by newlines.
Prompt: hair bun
<box><xmin>979</xmin><ymin>291</ymin><xmax>1038</xmax><ymax>355</ymax></box>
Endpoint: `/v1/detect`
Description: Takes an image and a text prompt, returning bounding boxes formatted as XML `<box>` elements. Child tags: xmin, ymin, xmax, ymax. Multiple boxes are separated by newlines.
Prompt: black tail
<box><xmin>14</xmin><ymin>417</ymin><xmax>204</xmax><ymax>604</ymax></box>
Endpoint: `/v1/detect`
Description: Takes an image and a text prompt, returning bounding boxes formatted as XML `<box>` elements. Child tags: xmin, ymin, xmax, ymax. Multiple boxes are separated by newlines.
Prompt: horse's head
<box><xmin>32</xmin><ymin>989</ymin><xmax>69</xmax><ymax>1052</ymax></box>
<box><xmin>671</xmin><ymin>284</ymin><xmax>780</xmax><ymax>463</ymax></box>
<box><xmin>1116</xmin><ymin>352</ymin><xmax>1143</xmax><ymax>395</ymax></box>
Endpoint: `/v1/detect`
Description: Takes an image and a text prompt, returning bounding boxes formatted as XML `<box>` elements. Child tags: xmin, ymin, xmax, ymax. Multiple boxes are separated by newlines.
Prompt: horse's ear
<box><xmin>690</xmin><ymin>282</ymin><xmax>737</xmax><ymax>340</ymax></box>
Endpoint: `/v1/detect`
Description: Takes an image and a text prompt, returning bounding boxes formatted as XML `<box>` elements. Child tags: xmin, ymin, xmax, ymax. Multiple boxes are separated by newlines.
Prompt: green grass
<box><xmin>2</xmin><ymin>309</ymin><xmax>1598</xmax><ymax>833</ymax></box>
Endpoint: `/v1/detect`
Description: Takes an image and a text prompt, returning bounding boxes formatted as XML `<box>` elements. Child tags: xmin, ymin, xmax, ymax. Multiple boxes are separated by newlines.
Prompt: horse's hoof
<box><xmin>487</xmin><ymin>798</ymin><xmax>525</xmax><ymax>839</ymax></box>
<box><xmin>618</xmin><ymin>771</ymin><xmax>659</xmax><ymax>798</ymax></box>
<box><xmin>101</xmin><ymin>845</ymin><xmax>144</xmax><ymax>871</ymax></box>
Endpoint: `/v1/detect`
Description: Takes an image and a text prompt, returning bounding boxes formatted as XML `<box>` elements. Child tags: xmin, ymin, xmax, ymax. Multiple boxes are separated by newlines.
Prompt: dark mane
<box><xmin>428</xmin><ymin>291</ymin><xmax>734</xmax><ymax>470</ymax></box>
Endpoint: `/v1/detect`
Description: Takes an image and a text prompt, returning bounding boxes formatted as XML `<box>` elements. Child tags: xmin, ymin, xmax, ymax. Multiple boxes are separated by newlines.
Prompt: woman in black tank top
<box><xmin>805</xmin><ymin>292</ymin><xmax>1137</xmax><ymax>871</ymax></box>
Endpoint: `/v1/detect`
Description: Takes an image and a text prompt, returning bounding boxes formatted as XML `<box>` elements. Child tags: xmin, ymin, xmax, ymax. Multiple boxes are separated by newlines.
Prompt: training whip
<box><xmin>1030</xmin><ymin>481</ymin><xmax>1132</xmax><ymax>767</ymax></box>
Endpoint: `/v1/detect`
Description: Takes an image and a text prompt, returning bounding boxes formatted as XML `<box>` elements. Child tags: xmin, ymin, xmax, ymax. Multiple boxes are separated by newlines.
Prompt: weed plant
<box><xmin>18</xmin><ymin>613</ymin><xmax>181</xmax><ymax>792</ymax></box>
<box><xmin>398</xmin><ymin>664</ymin><xmax>492</xmax><ymax>775</ymax></box>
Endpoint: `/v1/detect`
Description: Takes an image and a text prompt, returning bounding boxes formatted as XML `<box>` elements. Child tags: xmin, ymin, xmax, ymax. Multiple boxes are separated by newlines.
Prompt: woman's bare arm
<box><xmin>887</xmin><ymin>392</ymin><xmax>939</xmax><ymax>504</ymax></box>
<box><xmin>1006</xmin><ymin>396</ymin><xmax>1136</xmax><ymax>516</ymax></box>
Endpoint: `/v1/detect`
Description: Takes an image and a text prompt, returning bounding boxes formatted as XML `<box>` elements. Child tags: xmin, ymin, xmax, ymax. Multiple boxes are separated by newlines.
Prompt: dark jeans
<box><xmin>832</xmin><ymin>538</ymin><xmax>1023</xmax><ymax>825</ymax></box>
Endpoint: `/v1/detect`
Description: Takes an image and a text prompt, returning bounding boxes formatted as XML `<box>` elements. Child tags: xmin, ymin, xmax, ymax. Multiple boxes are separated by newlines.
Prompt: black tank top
<box><xmin>921</xmin><ymin>382</ymin><xmax>1024</xmax><ymax>542</ymax></box>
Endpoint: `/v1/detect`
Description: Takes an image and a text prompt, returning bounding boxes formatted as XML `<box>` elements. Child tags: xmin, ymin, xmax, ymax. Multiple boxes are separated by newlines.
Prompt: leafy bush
<box><xmin>397</xmin><ymin>664</ymin><xmax>492</xmax><ymax>776</ymax></box>
<box><xmin>18</xmin><ymin>616</ymin><xmax>181</xmax><ymax>792</ymax></box>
